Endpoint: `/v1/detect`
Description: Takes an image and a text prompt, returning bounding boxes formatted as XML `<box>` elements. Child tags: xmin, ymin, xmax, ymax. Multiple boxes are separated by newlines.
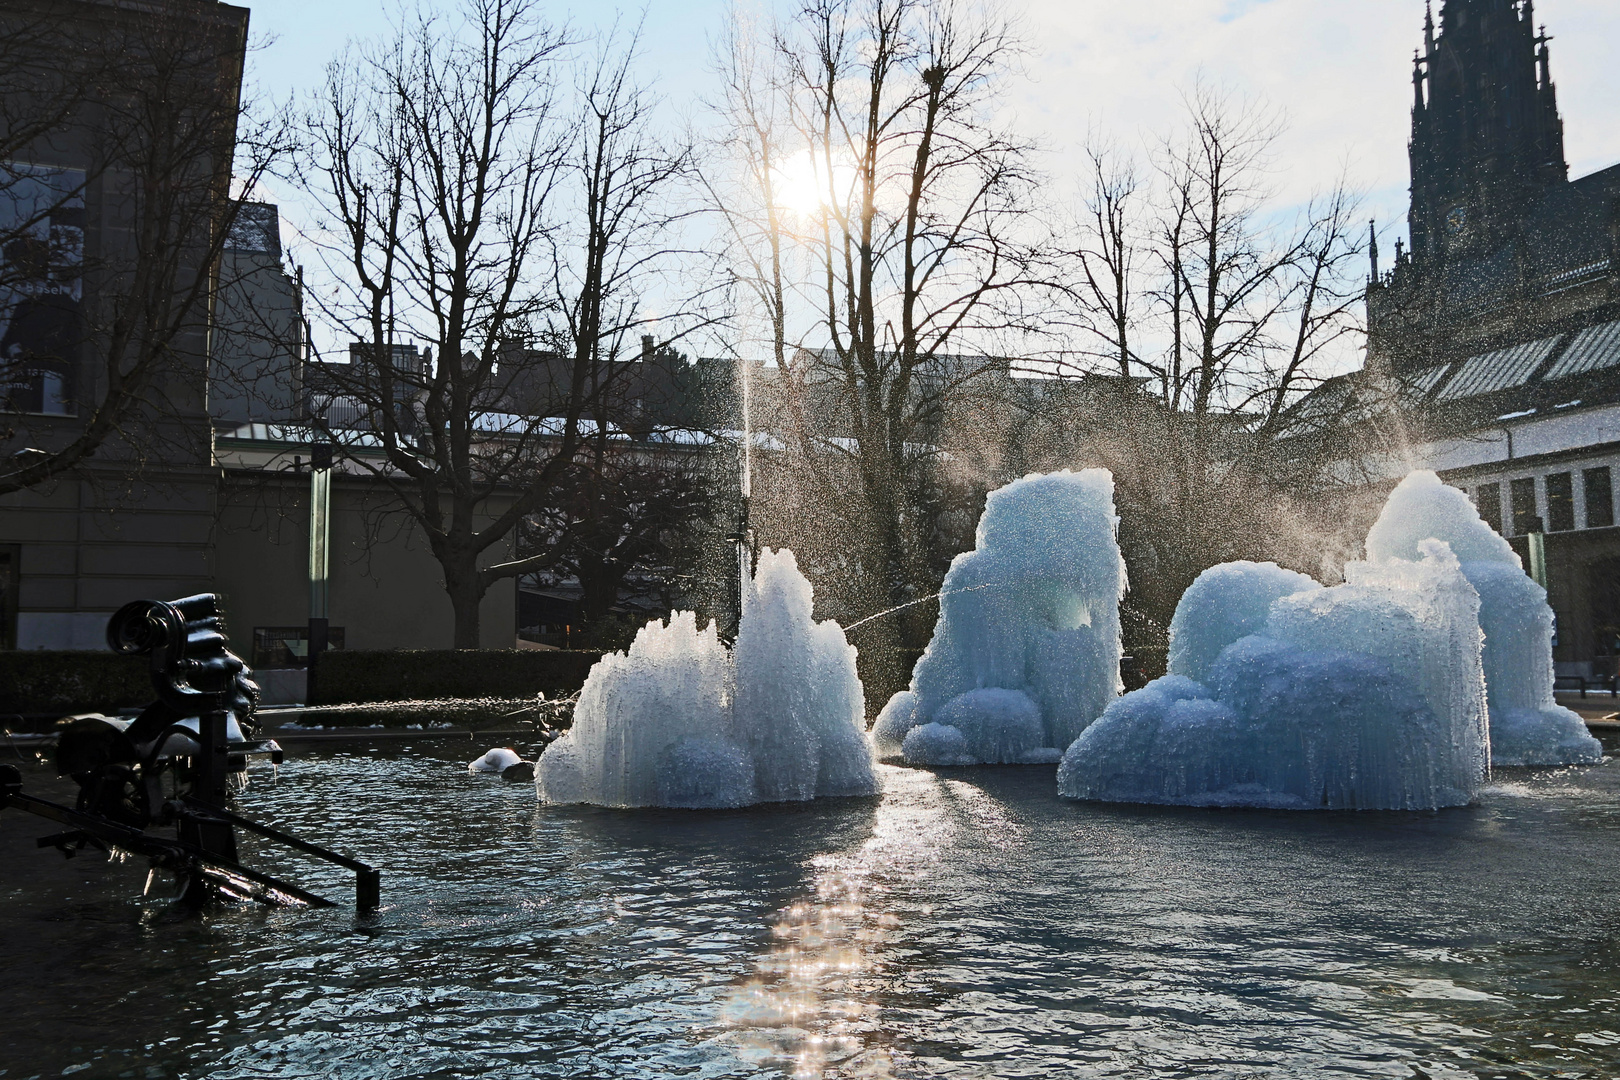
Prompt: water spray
<box><xmin>842</xmin><ymin>582</ymin><xmax>1001</xmax><ymax>633</ymax></box>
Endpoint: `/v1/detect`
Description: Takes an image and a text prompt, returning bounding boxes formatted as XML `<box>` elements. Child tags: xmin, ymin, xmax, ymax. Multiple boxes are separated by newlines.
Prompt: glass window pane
<box><xmin>1510</xmin><ymin>477</ymin><xmax>1538</xmax><ymax>535</ymax></box>
<box><xmin>1476</xmin><ymin>481</ymin><xmax>1503</xmax><ymax>534</ymax></box>
<box><xmin>1586</xmin><ymin>467</ymin><xmax>1614</xmax><ymax>530</ymax></box>
<box><xmin>1546</xmin><ymin>472</ymin><xmax>1575</xmax><ymax>531</ymax></box>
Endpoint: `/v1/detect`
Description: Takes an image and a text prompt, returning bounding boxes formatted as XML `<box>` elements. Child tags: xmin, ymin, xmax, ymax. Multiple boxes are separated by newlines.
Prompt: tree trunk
<box><xmin>444</xmin><ymin>548</ymin><xmax>485</xmax><ymax>650</ymax></box>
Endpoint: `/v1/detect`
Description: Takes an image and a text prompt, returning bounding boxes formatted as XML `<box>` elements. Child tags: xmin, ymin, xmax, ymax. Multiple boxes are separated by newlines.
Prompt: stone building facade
<box><xmin>1290</xmin><ymin>0</ymin><xmax>1620</xmax><ymax>678</ymax></box>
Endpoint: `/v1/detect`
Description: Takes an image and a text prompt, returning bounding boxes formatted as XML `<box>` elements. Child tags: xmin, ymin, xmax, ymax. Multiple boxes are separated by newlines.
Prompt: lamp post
<box><xmin>724</xmin><ymin>358</ymin><xmax>755</xmax><ymax>643</ymax></box>
<box><xmin>1525</xmin><ymin>514</ymin><xmax>1548</xmax><ymax>590</ymax></box>
<box><xmin>306</xmin><ymin>441</ymin><xmax>333</xmax><ymax>702</ymax></box>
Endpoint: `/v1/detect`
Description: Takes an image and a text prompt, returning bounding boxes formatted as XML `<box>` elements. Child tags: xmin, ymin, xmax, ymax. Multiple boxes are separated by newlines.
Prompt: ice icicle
<box><xmin>1168</xmin><ymin>561</ymin><xmax>1321</xmax><ymax>684</ymax></box>
<box><xmin>901</xmin><ymin>723</ymin><xmax>975</xmax><ymax>767</ymax></box>
<box><xmin>735</xmin><ymin>548</ymin><xmax>879</xmax><ymax>801</ymax></box>
<box><xmin>537</xmin><ymin>611</ymin><xmax>742</xmax><ymax>808</ymax></box>
<box><xmin>1365</xmin><ymin>472</ymin><xmax>1600</xmax><ymax>766</ymax></box>
<box><xmin>878</xmin><ymin>469</ymin><xmax>1125</xmax><ymax>766</ymax></box>
<box><xmin>537</xmin><ymin>548</ymin><xmax>878</xmax><ymax>809</ymax></box>
<box><xmin>1270</xmin><ymin>539</ymin><xmax>1490</xmax><ymax>792</ymax></box>
<box><xmin>1060</xmin><ymin>537</ymin><xmax>1491</xmax><ymax>811</ymax></box>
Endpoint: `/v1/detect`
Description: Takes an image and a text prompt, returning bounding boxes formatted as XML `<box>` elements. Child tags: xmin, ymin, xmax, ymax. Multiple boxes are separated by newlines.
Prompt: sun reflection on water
<box><xmin>719</xmin><ymin>765</ymin><xmax>960</xmax><ymax>1077</ymax></box>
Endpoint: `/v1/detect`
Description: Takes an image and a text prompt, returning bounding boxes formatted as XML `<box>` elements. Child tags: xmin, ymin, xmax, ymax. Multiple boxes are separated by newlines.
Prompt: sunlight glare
<box><xmin>771</xmin><ymin>148</ymin><xmax>856</xmax><ymax>218</ymax></box>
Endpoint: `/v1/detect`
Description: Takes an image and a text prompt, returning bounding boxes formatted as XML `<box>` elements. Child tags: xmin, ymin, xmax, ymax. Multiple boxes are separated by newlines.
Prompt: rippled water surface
<box><xmin>4</xmin><ymin>734</ymin><xmax>1620</xmax><ymax>1079</ymax></box>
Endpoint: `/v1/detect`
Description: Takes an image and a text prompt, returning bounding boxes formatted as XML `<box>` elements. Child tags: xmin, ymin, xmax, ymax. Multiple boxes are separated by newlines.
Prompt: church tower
<box><xmin>1408</xmin><ymin>0</ymin><xmax>1567</xmax><ymax>266</ymax></box>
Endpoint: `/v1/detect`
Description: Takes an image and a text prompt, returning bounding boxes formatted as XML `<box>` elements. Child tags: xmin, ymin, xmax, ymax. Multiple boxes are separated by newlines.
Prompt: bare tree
<box><xmin>1067</xmin><ymin>135</ymin><xmax>1143</xmax><ymax>381</ymax></box>
<box><xmin>542</xmin><ymin>28</ymin><xmax>703</xmax><ymax>436</ymax></box>
<box><xmin>707</xmin><ymin>5</ymin><xmax>792</xmax><ymax>374</ymax></box>
<box><xmin>301</xmin><ymin>1</ymin><xmax>700</xmax><ymax>648</ymax></box>
<box><xmin>712</xmin><ymin>0</ymin><xmax>1055</xmax><ymax>647</ymax></box>
<box><xmin>522</xmin><ymin>426</ymin><xmax>715</xmax><ymax>646</ymax></box>
<box><xmin>1036</xmin><ymin>82</ymin><xmax>1367</xmax><ymax>637</ymax></box>
<box><xmin>0</xmin><ymin>0</ymin><xmax>280</xmax><ymax>495</ymax></box>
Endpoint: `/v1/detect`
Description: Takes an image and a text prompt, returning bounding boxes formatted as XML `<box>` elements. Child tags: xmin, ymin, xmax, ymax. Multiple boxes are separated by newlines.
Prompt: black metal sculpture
<box><xmin>0</xmin><ymin>594</ymin><xmax>378</xmax><ymax>911</ymax></box>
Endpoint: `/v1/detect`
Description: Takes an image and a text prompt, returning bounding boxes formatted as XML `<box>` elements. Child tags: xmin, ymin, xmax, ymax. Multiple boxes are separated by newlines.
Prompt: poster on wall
<box><xmin>0</xmin><ymin>162</ymin><xmax>85</xmax><ymax>415</ymax></box>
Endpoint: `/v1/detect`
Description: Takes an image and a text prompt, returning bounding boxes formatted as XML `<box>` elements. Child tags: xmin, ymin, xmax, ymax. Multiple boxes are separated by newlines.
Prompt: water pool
<box><xmin>3</xmin><ymin>735</ymin><xmax>1619</xmax><ymax>1079</ymax></box>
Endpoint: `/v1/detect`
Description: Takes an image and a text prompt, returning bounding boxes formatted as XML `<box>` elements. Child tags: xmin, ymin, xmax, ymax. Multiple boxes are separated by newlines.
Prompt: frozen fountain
<box><xmin>1363</xmin><ymin>472</ymin><xmax>1601</xmax><ymax>767</ymax></box>
<box><xmin>872</xmin><ymin>469</ymin><xmax>1125</xmax><ymax>766</ymax></box>
<box><xmin>1058</xmin><ymin>470</ymin><xmax>1600</xmax><ymax>811</ymax></box>
<box><xmin>536</xmin><ymin>547</ymin><xmax>879</xmax><ymax>809</ymax></box>
<box><xmin>1057</xmin><ymin>541</ymin><xmax>1488</xmax><ymax>809</ymax></box>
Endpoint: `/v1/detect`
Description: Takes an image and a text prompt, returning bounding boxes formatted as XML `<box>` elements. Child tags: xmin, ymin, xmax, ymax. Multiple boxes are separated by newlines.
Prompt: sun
<box><xmin>770</xmin><ymin>148</ymin><xmax>855</xmax><ymax>218</ymax></box>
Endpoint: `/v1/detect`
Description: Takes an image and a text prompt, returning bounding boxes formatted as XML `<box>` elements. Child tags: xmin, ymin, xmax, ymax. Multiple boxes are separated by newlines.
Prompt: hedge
<box><xmin>309</xmin><ymin>649</ymin><xmax>604</xmax><ymax>706</ymax></box>
<box><xmin>0</xmin><ymin>651</ymin><xmax>153</xmax><ymax>719</ymax></box>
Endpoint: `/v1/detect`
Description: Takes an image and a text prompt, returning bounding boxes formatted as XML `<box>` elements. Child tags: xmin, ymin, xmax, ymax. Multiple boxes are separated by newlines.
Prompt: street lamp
<box><xmin>307</xmin><ymin>440</ymin><xmax>333</xmax><ymax>700</ymax></box>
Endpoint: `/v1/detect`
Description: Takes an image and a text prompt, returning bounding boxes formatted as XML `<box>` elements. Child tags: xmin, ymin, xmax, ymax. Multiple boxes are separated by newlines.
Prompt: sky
<box><xmin>244</xmin><ymin>0</ymin><xmax>1620</xmax><ymax>357</ymax></box>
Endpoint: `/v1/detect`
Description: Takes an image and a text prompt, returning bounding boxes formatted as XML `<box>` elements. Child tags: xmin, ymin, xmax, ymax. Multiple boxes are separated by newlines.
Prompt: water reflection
<box><xmin>2</xmin><ymin>743</ymin><xmax>1619</xmax><ymax>1078</ymax></box>
<box><xmin>719</xmin><ymin>766</ymin><xmax>957</xmax><ymax>1077</ymax></box>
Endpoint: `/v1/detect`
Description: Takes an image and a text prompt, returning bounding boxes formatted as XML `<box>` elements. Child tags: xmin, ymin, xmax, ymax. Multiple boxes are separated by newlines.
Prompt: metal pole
<box><xmin>728</xmin><ymin>358</ymin><xmax>754</xmax><ymax>641</ymax></box>
<box><xmin>307</xmin><ymin>441</ymin><xmax>333</xmax><ymax>703</ymax></box>
<box><xmin>177</xmin><ymin>708</ymin><xmax>238</xmax><ymax>905</ymax></box>
<box><xmin>1528</xmin><ymin>528</ymin><xmax>1547</xmax><ymax>590</ymax></box>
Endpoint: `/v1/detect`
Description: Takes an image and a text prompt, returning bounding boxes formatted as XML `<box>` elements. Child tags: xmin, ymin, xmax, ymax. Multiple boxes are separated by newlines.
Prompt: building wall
<box><xmin>1312</xmin><ymin>402</ymin><xmax>1620</xmax><ymax>669</ymax></box>
<box><xmin>1</xmin><ymin>0</ymin><xmax>248</xmax><ymax>651</ymax></box>
<box><xmin>213</xmin><ymin>472</ymin><xmax>516</xmax><ymax>653</ymax></box>
<box><xmin>0</xmin><ymin>467</ymin><xmax>218</xmax><ymax>648</ymax></box>
<box><xmin>210</xmin><ymin>203</ymin><xmax>302</xmax><ymax>424</ymax></box>
<box><xmin>1440</xmin><ymin>442</ymin><xmax>1620</xmax><ymax>671</ymax></box>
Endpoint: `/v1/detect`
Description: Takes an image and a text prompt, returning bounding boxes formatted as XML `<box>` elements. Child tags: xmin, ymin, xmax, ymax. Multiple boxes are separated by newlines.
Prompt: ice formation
<box><xmin>536</xmin><ymin>548</ymin><xmax>879</xmax><ymax>809</ymax></box>
<box><xmin>1061</xmin><ymin>470</ymin><xmax>1604</xmax><ymax>808</ymax></box>
<box><xmin>1166</xmin><ymin>562</ymin><xmax>1321</xmax><ymax>684</ymax></box>
<box><xmin>1364</xmin><ymin>472</ymin><xmax>1601</xmax><ymax>766</ymax></box>
<box><xmin>872</xmin><ymin>469</ymin><xmax>1125</xmax><ymax>767</ymax></box>
<box><xmin>469</xmin><ymin>748</ymin><xmax>522</xmax><ymax>774</ymax></box>
<box><xmin>1062</xmin><ymin>533</ymin><xmax>1493</xmax><ymax>809</ymax></box>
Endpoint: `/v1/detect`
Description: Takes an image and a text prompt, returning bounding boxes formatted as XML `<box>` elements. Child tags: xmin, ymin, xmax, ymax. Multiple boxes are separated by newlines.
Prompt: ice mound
<box><xmin>1366</xmin><ymin>472</ymin><xmax>1601</xmax><ymax>766</ymax></box>
<box><xmin>536</xmin><ymin>548</ymin><xmax>879</xmax><ymax>808</ymax></box>
<box><xmin>901</xmin><ymin>723</ymin><xmax>974</xmax><ymax>766</ymax></box>
<box><xmin>1060</xmin><ymin>540</ymin><xmax>1490</xmax><ymax>810</ymax></box>
<box><xmin>469</xmin><ymin>747</ymin><xmax>522</xmax><ymax>774</ymax></box>
<box><xmin>1168</xmin><ymin>561</ymin><xmax>1321</xmax><ymax>683</ymax></box>
<box><xmin>875</xmin><ymin>469</ymin><xmax>1125</xmax><ymax>766</ymax></box>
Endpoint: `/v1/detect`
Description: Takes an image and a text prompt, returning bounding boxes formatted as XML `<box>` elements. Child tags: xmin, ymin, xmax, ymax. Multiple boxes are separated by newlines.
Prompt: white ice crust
<box><xmin>469</xmin><ymin>747</ymin><xmax>522</xmax><ymax>774</ymax></box>
<box><xmin>1061</xmin><ymin>539</ymin><xmax>1491</xmax><ymax>809</ymax></box>
<box><xmin>536</xmin><ymin>548</ymin><xmax>880</xmax><ymax>808</ymax></box>
<box><xmin>1166</xmin><ymin>561</ymin><xmax>1321</xmax><ymax>685</ymax></box>
<box><xmin>1059</xmin><ymin>470</ymin><xmax>1601</xmax><ymax>810</ymax></box>
<box><xmin>1364</xmin><ymin>472</ymin><xmax>1600</xmax><ymax>766</ymax></box>
<box><xmin>874</xmin><ymin>469</ymin><xmax>1126</xmax><ymax>767</ymax></box>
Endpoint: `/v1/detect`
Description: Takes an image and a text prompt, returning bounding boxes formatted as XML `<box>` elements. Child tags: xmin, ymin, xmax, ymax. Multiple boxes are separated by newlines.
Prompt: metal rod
<box><xmin>182</xmin><ymin>796</ymin><xmax>375</xmax><ymax>874</ymax></box>
<box><xmin>3</xmin><ymin>789</ymin><xmax>334</xmax><ymax>908</ymax></box>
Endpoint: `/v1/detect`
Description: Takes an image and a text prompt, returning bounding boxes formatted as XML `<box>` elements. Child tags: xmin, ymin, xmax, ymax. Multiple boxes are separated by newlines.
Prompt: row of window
<box><xmin>1465</xmin><ymin>466</ymin><xmax>1614</xmax><ymax>537</ymax></box>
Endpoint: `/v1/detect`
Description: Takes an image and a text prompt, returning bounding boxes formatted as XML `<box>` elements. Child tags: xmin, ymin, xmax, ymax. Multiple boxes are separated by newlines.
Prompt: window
<box><xmin>1510</xmin><ymin>477</ymin><xmax>1539</xmax><ymax>535</ymax></box>
<box><xmin>1476</xmin><ymin>482</ymin><xmax>1503</xmax><ymax>534</ymax></box>
<box><xmin>252</xmin><ymin>625</ymin><xmax>345</xmax><ymax>669</ymax></box>
<box><xmin>1587</xmin><ymin>467</ymin><xmax>1615</xmax><ymax>529</ymax></box>
<box><xmin>1</xmin><ymin>162</ymin><xmax>84</xmax><ymax>415</ymax></box>
<box><xmin>1545</xmin><ymin>472</ymin><xmax>1575</xmax><ymax>531</ymax></box>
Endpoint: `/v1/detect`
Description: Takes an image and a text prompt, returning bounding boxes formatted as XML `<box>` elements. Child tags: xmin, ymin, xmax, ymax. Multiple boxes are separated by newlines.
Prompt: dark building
<box><xmin>1369</xmin><ymin>0</ymin><xmax>1620</xmax><ymax>374</ymax></box>
<box><xmin>0</xmin><ymin>0</ymin><xmax>251</xmax><ymax>650</ymax></box>
<box><xmin>1405</xmin><ymin>0</ymin><xmax>1567</xmax><ymax>273</ymax></box>
<box><xmin>1290</xmin><ymin>0</ymin><xmax>1620</xmax><ymax>684</ymax></box>
<box><xmin>210</xmin><ymin>202</ymin><xmax>305</xmax><ymax>425</ymax></box>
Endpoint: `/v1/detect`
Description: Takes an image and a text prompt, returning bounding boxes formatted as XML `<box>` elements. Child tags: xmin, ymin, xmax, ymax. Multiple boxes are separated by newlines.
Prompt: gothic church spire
<box><xmin>1408</xmin><ymin>0</ymin><xmax>1567</xmax><ymax>266</ymax></box>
